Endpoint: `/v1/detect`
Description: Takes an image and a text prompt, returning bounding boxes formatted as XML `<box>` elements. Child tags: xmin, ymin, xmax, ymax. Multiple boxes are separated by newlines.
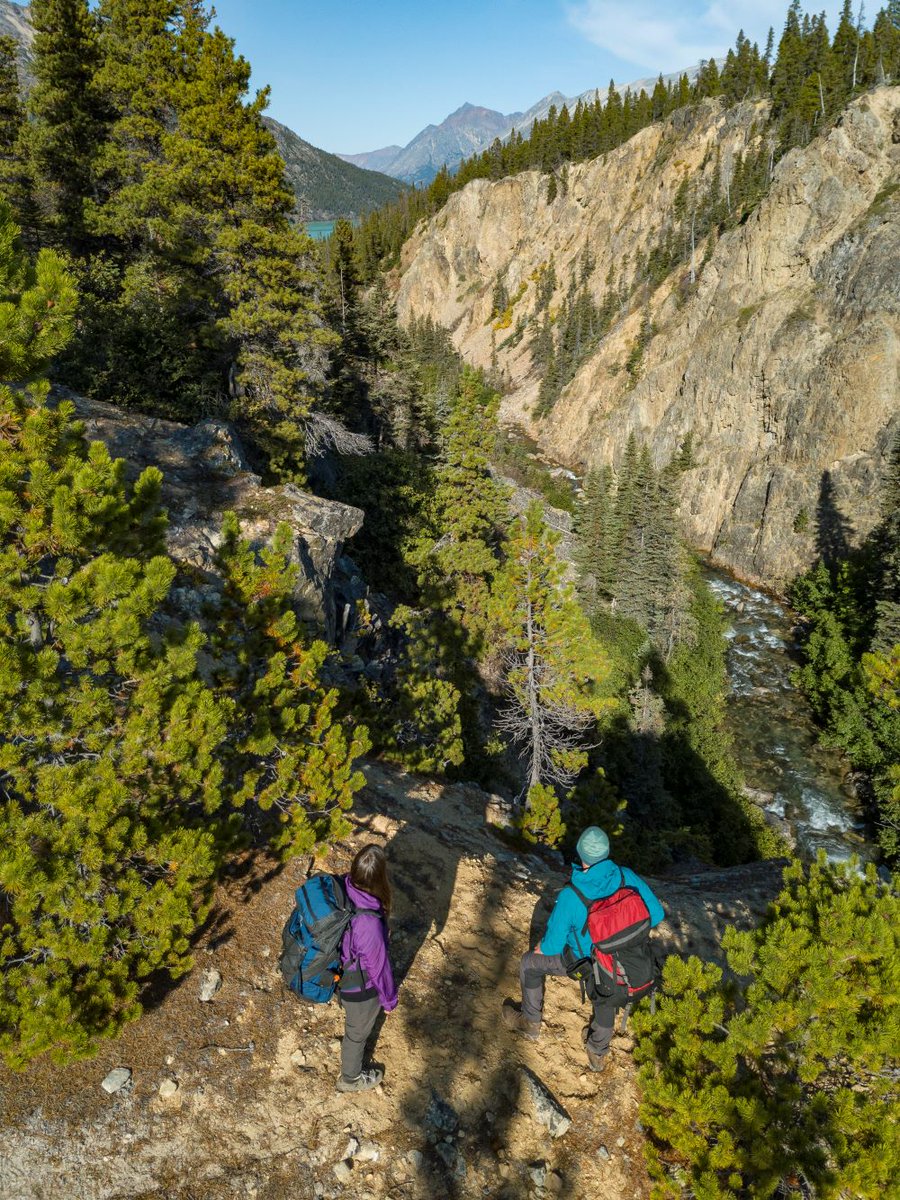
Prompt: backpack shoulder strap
<box><xmin>566</xmin><ymin>883</ymin><xmax>592</xmax><ymax>936</ymax></box>
<box><xmin>330</xmin><ymin>874</ymin><xmax>359</xmax><ymax>917</ymax></box>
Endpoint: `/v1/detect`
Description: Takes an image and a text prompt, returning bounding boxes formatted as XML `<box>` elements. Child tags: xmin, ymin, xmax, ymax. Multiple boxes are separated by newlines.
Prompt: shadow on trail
<box><xmin>370</xmin><ymin>781</ymin><xmax>589</xmax><ymax>1200</ymax></box>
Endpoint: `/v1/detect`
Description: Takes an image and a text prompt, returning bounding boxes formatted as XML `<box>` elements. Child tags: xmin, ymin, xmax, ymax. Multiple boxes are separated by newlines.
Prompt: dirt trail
<box><xmin>0</xmin><ymin>764</ymin><xmax>786</xmax><ymax>1200</ymax></box>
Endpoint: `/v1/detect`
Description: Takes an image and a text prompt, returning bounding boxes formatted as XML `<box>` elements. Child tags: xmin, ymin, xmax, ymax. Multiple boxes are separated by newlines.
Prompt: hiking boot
<box><xmin>501</xmin><ymin>999</ymin><xmax>541</xmax><ymax>1041</ymax></box>
<box><xmin>336</xmin><ymin>1067</ymin><xmax>383</xmax><ymax>1093</ymax></box>
<box><xmin>582</xmin><ymin>1025</ymin><xmax>608</xmax><ymax>1073</ymax></box>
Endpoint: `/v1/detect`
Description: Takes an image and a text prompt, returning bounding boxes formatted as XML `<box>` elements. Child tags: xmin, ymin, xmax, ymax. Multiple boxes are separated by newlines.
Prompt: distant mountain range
<box><xmin>340</xmin><ymin>71</ymin><xmax>695</xmax><ymax>185</ymax></box>
<box><xmin>0</xmin><ymin>0</ymin><xmax>402</xmax><ymax>222</ymax></box>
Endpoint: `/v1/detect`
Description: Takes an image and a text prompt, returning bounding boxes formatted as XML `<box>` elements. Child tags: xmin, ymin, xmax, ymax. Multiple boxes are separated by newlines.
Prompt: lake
<box><xmin>305</xmin><ymin>220</ymin><xmax>335</xmax><ymax>240</ymax></box>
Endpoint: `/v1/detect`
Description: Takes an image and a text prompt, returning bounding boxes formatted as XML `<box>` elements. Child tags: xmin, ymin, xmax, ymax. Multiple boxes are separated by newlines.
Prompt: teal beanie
<box><xmin>576</xmin><ymin>826</ymin><xmax>610</xmax><ymax>865</ymax></box>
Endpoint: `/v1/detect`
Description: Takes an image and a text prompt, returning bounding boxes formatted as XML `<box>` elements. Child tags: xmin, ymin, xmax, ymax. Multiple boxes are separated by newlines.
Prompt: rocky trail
<box><xmin>0</xmin><ymin>764</ymin><xmax>787</xmax><ymax>1200</ymax></box>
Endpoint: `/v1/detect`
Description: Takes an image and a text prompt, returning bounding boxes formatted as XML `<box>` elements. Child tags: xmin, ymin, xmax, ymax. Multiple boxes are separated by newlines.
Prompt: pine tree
<box><xmin>833</xmin><ymin>0</ymin><xmax>861</xmax><ymax>102</ymax></box>
<box><xmin>0</xmin><ymin>37</ymin><xmax>30</xmax><ymax>233</ymax></box>
<box><xmin>0</xmin><ymin>209</ymin><xmax>227</xmax><ymax>1066</ymax></box>
<box><xmin>872</xmin><ymin>431</ymin><xmax>900</xmax><ymax>650</ymax></box>
<box><xmin>635</xmin><ymin>857</ymin><xmax>900</xmax><ymax>1199</ymax></box>
<box><xmin>209</xmin><ymin>514</ymin><xmax>370</xmax><ymax>855</ymax></box>
<box><xmin>575</xmin><ymin>465</ymin><xmax>616</xmax><ymax>607</ymax></box>
<box><xmin>492</xmin><ymin>501</ymin><xmax>613</xmax><ymax>842</ymax></box>
<box><xmin>361</xmin><ymin>605</ymin><xmax>465</xmax><ymax>776</ymax></box>
<box><xmin>412</xmin><ymin>369</ymin><xmax>509</xmax><ymax>651</ymax></box>
<box><xmin>26</xmin><ymin>0</ymin><xmax>108</xmax><ymax>250</ymax></box>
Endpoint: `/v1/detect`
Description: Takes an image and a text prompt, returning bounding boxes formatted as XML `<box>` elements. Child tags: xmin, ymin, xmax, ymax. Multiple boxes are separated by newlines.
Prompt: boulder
<box><xmin>67</xmin><ymin>393</ymin><xmax>364</xmax><ymax>641</ymax></box>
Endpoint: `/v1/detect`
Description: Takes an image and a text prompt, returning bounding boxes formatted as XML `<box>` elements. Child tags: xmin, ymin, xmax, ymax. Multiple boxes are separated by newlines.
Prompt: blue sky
<box><xmin>67</xmin><ymin>0</ymin><xmax>840</xmax><ymax>155</ymax></box>
<box><xmin>209</xmin><ymin>0</ymin><xmax>841</xmax><ymax>153</ymax></box>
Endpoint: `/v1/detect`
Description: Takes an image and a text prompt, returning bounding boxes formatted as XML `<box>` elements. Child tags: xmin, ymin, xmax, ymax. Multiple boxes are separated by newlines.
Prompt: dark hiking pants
<box><xmin>519</xmin><ymin>950</ymin><xmax>615</xmax><ymax>1059</ymax></box>
<box><xmin>340</xmin><ymin>995</ymin><xmax>381</xmax><ymax>1080</ymax></box>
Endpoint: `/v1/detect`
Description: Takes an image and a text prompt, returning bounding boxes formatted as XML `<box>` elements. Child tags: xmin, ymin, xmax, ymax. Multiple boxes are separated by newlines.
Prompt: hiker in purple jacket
<box><xmin>337</xmin><ymin>843</ymin><xmax>398</xmax><ymax>1093</ymax></box>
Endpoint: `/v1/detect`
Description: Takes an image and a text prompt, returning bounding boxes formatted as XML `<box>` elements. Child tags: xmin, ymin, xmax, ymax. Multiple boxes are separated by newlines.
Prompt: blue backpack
<box><xmin>279</xmin><ymin>874</ymin><xmax>360</xmax><ymax>1004</ymax></box>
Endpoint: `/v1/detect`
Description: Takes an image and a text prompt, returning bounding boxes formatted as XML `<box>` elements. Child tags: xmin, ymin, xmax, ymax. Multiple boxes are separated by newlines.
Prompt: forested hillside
<box><xmin>0</xmin><ymin>2</ymin><xmax>897</xmax><ymax>1198</ymax></box>
<box><xmin>265</xmin><ymin>116</ymin><xmax>404</xmax><ymax>220</ymax></box>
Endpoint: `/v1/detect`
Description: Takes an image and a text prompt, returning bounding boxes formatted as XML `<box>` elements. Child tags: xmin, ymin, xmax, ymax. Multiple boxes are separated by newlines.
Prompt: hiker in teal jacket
<box><xmin>502</xmin><ymin>826</ymin><xmax>664</xmax><ymax>1072</ymax></box>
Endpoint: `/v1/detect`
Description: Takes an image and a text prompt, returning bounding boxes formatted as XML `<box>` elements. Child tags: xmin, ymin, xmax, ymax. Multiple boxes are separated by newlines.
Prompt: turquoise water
<box><xmin>306</xmin><ymin>220</ymin><xmax>335</xmax><ymax>240</ymax></box>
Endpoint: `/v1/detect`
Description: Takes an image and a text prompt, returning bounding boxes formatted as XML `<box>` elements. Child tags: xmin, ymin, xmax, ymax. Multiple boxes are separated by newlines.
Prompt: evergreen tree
<box><xmin>412</xmin><ymin>369</ymin><xmax>509</xmax><ymax>651</ymax></box>
<box><xmin>209</xmin><ymin>514</ymin><xmax>370</xmax><ymax>855</ymax></box>
<box><xmin>360</xmin><ymin>604</ymin><xmax>465</xmax><ymax>776</ymax></box>
<box><xmin>26</xmin><ymin>0</ymin><xmax>107</xmax><ymax>250</ymax></box>
<box><xmin>575</xmin><ymin>465</ymin><xmax>616</xmax><ymax>606</ymax></box>
<box><xmin>0</xmin><ymin>211</ymin><xmax>226</xmax><ymax>1065</ymax></box>
<box><xmin>0</xmin><ymin>37</ymin><xmax>30</xmax><ymax>233</ymax></box>
<box><xmin>492</xmin><ymin>501</ymin><xmax>613</xmax><ymax>843</ymax></box>
<box><xmin>635</xmin><ymin>857</ymin><xmax>900</xmax><ymax>1199</ymax></box>
<box><xmin>872</xmin><ymin>431</ymin><xmax>900</xmax><ymax>650</ymax></box>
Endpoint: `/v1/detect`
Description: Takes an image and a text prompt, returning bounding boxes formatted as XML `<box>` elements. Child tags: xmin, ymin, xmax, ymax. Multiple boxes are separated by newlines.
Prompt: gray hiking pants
<box><xmin>520</xmin><ymin>950</ymin><xmax>615</xmax><ymax>1059</ymax></box>
<box><xmin>340</xmin><ymin>995</ymin><xmax>381</xmax><ymax>1080</ymax></box>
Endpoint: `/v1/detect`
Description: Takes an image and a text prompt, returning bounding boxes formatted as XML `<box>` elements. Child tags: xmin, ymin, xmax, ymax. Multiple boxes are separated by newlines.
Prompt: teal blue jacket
<box><xmin>539</xmin><ymin>859</ymin><xmax>665</xmax><ymax>957</ymax></box>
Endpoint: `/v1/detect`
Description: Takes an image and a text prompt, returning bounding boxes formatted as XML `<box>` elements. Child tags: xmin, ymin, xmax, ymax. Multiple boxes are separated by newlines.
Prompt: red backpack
<box><xmin>570</xmin><ymin>870</ymin><xmax>657</xmax><ymax>1003</ymax></box>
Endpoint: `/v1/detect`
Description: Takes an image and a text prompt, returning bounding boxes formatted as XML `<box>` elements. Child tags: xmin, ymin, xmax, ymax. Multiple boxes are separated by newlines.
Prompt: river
<box><xmin>704</xmin><ymin>568</ymin><xmax>872</xmax><ymax>864</ymax></box>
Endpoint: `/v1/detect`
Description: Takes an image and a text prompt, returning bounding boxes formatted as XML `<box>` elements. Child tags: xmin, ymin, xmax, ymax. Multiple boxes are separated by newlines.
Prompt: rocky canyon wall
<box><xmin>396</xmin><ymin>90</ymin><xmax>900</xmax><ymax>588</ymax></box>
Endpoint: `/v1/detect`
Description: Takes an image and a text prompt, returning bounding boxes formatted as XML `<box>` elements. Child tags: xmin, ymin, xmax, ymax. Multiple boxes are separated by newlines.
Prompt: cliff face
<box><xmin>396</xmin><ymin>90</ymin><xmax>900</xmax><ymax>588</ymax></box>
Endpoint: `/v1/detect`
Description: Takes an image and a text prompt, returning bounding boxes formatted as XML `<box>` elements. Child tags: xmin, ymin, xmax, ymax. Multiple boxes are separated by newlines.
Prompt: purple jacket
<box><xmin>340</xmin><ymin>877</ymin><xmax>398</xmax><ymax>1011</ymax></box>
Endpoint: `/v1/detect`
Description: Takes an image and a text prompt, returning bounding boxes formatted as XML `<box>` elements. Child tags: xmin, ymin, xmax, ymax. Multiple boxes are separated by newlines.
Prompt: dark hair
<box><xmin>350</xmin><ymin>843</ymin><xmax>391</xmax><ymax>917</ymax></box>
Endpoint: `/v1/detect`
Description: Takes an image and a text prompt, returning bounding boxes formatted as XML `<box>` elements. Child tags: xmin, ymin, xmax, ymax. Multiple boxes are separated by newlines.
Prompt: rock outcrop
<box><xmin>69</xmin><ymin>394</ymin><xmax>363</xmax><ymax>640</ymax></box>
<box><xmin>0</xmin><ymin>760</ymin><xmax>788</xmax><ymax>1200</ymax></box>
<box><xmin>396</xmin><ymin>90</ymin><xmax>900</xmax><ymax>589</ymax></box>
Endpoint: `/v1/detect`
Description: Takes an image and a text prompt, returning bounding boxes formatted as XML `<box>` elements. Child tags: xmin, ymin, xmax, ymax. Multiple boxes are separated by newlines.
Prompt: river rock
<box><xmin>520</xmin><ymin>1068</ymin><xmax>571</xmax><ymax>1138</ymax></box>
<box><xmin>198</xmin><ymin>968</ymin><xmax>222</xmax><ymax>1002</ymax></box>
<box><xmin>101</xmin><ymin>1068</ymin><xmax>132</xmax><ymax>1095</ymax></box>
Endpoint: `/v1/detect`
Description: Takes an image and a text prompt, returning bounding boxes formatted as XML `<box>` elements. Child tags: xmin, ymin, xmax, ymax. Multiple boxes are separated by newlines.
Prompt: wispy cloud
<box><xmin>567</xmin><ymin>0</ymin><xmax>798</xmax><ymax>72</ymax></box>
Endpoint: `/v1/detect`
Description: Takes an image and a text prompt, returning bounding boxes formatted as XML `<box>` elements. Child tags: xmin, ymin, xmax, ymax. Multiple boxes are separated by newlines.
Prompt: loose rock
<box><xmin>333</xmin><ymin>1160</ymin><xmax>353</xmax><ymax>1184</ymax></box>
<box><xmin>101</xmin><ymin>1067</ymin><xmax>132</xmax><ymax>1095</ymax></box>
<box><xmin>354</xmin><ymin>1140</ymin><xmax>380</xmax><ymax>1163</ymax></box>
<box><xmin>424</xmin><ymin>1091</ymin><xmax>460</xmax><ymax>1142</ymax></box>
<box><xmin>521</xmin><ymin>1068</ymin><xmax>572</xmax><ymax>1139</ymax></box>
<box><xmin>597</xmin><ymin>1145</ymin><xmax>610</xmax><ymax>1161</ymax></box>
<box><xmin>158</xmin><ymin>1079</ymin><xmax>179</xmax><ymax>1100</ymax></box>
<box><xmin>529</xmin><ymin>1163</ymin><xmax>548</xmax><ymax>1189</ymax></box>
<box><xmin>198</xmin><ymin>968</ymin><xmax>222</xmax><ymax>1002</ymax></box>
<box><xmin>435</xmin><ymin>1140</ymin><xmax>466</xmax><ymax>1179</ymax></box>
